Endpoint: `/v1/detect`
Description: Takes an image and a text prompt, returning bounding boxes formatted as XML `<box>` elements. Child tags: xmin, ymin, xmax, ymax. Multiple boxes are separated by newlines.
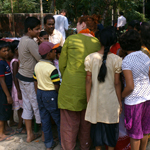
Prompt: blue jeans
<box><xmin>37</xmin><ymin>89</ymin><xmax>60</xmax><ymax>148</ymax></box>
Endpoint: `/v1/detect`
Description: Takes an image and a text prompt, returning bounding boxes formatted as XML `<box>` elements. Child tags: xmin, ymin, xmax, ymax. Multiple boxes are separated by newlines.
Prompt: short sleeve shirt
<box><xmin>122</xmin><ymin>51</ymin><xmax>150</xmax><ymax>105</ymax></box>
<box><xmin>84</xmin><ymin>52</ymin><xmax>122</xmax><ymax>124</ymax></box>
<box><xmin>0</xmin><ymin>60</ymin><xmax>12</xmax><ymax>89</ymax></box>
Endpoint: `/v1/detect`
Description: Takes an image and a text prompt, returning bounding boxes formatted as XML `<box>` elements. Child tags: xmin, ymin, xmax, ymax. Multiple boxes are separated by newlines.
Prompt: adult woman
<box><xmin>120</xmin><ymin>30</ymin><xmax>150</xmax><ymax>150</ymax></box>
<box><xmin>58</xmin><ymin>15</ymin><xmax>101</xmax><ymax>150</ymax></box>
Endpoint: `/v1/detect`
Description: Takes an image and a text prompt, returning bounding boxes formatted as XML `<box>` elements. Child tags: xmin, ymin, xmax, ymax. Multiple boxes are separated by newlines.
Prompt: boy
<box><xmin>33</xmin><ymin>42</ymin><xmax>60</xmax><ymax>150</ymax></box>
<box><xmin>16</xmin><ymin>17</ymin><xmax>41</xmax><ymax>142</ymax></box>
<box><xmin>0</xmin><ymin>41</ymin><xmax>14</xmax><ymax>141</ymax></box>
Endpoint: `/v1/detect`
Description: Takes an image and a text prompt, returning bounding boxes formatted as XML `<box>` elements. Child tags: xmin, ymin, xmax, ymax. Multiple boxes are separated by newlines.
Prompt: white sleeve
<box><xmin>64</xmin><ymin>17</ymin><xmax>68</xmax><ymax>30</ymax></box>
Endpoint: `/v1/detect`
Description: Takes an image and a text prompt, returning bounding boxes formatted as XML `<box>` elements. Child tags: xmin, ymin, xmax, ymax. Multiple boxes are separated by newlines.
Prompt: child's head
<box><xmin>119</xmin><ymin>29</ymin><xmax>141</xmax><ymax>52</ymax></box>
<box><xmin>52</xmin><ymin>44</ymin><xmax>62</xmax><ymax>60</ymax></box>
<box><xmin>39</xmin><ymin>31</ymin><xmax>49</xmax><ymax>42</ymax></box>
<box><xmin>10</xmin><ymin>40</ymin><xmax>19</xmax><ymax>57</ymax></box>
<box><xmin>24</xmin><ymin>17</ymin><xmax>41</xmax><ymax>38</ymax></box>
<box><xmin>0</xmin><ymin>40</ymin><xmax>9</xmax><ymax>60</ymax></box>
<box><xmin>97</xmin><ymin>27</ymin><xmax>117</xmax><ymax>82</ymax></box>
<box><xmin>39</xmin><ymin>42</ymin><xmax>56</xmax><ymax>61</ymax></box>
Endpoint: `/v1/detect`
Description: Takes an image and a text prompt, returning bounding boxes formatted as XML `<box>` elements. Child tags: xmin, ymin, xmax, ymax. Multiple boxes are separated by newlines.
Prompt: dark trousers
<box><xmin>37</xmin><ymin>89</ymin><xmax>60</xmax><ymax>148</ymax></box>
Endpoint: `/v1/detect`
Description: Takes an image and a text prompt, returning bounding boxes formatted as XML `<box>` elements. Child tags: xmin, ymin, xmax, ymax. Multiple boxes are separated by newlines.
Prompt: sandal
<box><xmin>50</xmin><ymin>141</ymin><xmax>58</xmax><ymax>150</ymax></box>
<box><xmin>15</xmin><ymin>128</ymin><xmax>27</xmax><ymax>134</ymax></box>
<box><xmin>0</xmin><ymin>136</ymin><xmax>14</xmax><ymax>142</ymax></box>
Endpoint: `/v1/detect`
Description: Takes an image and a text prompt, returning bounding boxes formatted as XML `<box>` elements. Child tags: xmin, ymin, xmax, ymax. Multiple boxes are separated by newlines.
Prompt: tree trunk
<box><xmin>40</xmin><ymin>0</ymin><xmax>44</xmax><ymax>29</ymax></box>
<box><xmin>11</xmin><ymin>0</ymin><xmax>15</xmax><ymax>37</ymax></box>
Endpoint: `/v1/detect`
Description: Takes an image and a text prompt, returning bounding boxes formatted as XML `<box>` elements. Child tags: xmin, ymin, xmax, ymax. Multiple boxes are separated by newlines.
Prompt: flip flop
<box><xmin>5</xmin><ymin>129</ymin><xmax>15</xmax><ymax>135</ymax></box>
<box><xmin>49</xmin><ymin>141</ymin><xmax>58</xmax><ymax>150</ymax></box>
<box><xmin>27</xmin><ymin>134</ymin><xmax>41</xmax><ymax>143</ymax></box>
<box><xmin>0</xmin><ymin>136</ymin><xmax>14</xmax><ymax>142</ymax></box>
<box><xmin>15</xmin><ymin>128</ymin><xmax>27</xmax><ymax>134</ymax></box>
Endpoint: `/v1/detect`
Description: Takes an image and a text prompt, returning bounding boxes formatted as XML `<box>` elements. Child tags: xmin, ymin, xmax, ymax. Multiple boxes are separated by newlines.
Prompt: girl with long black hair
<box><xmin>85</xmin><ymin>27</ymin><xmax>122</xmax><ymax>150</ymax></box>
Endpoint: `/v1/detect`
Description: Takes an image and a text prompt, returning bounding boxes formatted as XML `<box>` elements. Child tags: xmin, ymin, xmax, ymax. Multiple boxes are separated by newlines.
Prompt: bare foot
<box><xmin>0</xmin><ymin>134</ymin><xmax>14</xmax><ymax>142</ymax></box>
<box><xmin>26</xmin><ymin>134</ymin><xmax>41</xmax><ymax>143</ymax></box>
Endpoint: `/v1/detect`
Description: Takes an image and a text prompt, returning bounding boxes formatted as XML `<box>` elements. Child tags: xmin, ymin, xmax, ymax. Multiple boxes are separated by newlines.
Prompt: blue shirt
<box><xmin>0</xmin><ymin>60</ymin><xmax>12</xmax><ymax>89</ymax></box>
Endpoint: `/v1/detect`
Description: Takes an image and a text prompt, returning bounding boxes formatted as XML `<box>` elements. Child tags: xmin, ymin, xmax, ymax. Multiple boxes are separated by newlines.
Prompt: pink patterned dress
<box><xmin>10</xmin><ymin>58</ymin><xmax>23</xmax><ymax>110</ymax></box>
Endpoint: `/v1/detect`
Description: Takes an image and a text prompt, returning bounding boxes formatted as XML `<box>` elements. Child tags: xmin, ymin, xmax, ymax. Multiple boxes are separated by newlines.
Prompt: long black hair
<box><xmin>97</xmin><ymin>27</ymin><xmax>117</xmax><ymax>82</ymax></box>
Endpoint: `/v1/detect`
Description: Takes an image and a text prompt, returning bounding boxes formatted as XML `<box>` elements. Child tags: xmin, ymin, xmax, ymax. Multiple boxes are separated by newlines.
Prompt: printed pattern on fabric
<box><xmin>122</xmin><ymin>51</ymin><xmax>150</xmax><ymax>105</ymax></box>
<box><xmin>0</xmin><ymin>60</ymin><xmax>12</xmax><ymax>89</ymax></box>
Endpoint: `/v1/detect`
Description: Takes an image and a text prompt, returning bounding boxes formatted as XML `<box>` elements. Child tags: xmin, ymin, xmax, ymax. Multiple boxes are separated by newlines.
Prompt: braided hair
<box><xmin>97</xmin><ymin>27</ymin><xmax>117</xmax><ymax>82</ymax></box>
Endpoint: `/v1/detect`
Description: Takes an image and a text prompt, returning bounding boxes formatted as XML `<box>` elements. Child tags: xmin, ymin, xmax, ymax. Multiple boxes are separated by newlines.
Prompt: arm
<box><xmin>114</xmin><ymin>73</ymin><xmax>122</xmax><ymax>114</ymax></box>
<box><xmin>0</xmin><ymin>77</ymin><xmax>13</xmax><ymax>104</ymax></box>
<box><xmin>86</xmin><ymin>71</ymin><xmax>92</xmax><ymax>103</ymax></box>
<box><xmin>34</xmin><ymin>80</ymin><xmax>37</xmax><ymax>94</ymax></box>
<box><xmin>59</xmin><ymin>38</ymin><xmax>68</xmax><ymax>77</ymax></box>
<box><xmin>122</xmin><ymin>70</ymin><xmax>134</xmax><ymax>98</ymax></box>
<box><xmin>149</xmin><ymin>67</ymin><xmax>150</xmax><ymax>80</ymax></box>
<box><xmin>28</xmin><ymin>40</ymin><xmax>41</xmax><ymax>61</ymax></box>
<box><xmin>50</xmin><ymin>69</ymin><xmax>60</xmax><ymax>92</ymax></box>
<box><xmin>12</xmin><ymin>61</ymin><xmax>22</xmax><ymax>100</ymax></box>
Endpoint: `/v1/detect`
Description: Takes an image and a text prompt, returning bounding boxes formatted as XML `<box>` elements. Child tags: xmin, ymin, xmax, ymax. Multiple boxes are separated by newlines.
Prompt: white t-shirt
<box><xmin>117</xmin><ymin>15</ymin><xmax>126</xmax><ymax>27</ymax></box>
<box><xmin>122</xmin><ymin>51</ymin><xmax>150</xmax><ymax>105</ymax></box>
<box><xmin>54</xmin><ymin>15</ymin><xmax>68</xmax><ymax>41</ymax></box>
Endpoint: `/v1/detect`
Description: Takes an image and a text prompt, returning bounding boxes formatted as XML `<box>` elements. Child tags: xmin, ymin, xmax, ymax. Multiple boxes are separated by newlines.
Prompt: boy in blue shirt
<box><xmin>33</xmin><ymin>42</ymin><xmax>60</xmax><ymax>150</ymax></box>
<box><xmin>0</xmin><ymin>41</ymin><xmax>13</xmax><ymax>141</ymax></box>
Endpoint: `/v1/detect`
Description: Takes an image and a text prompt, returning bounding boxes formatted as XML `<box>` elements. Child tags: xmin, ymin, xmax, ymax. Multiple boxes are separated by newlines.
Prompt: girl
<box><xmin>85</xmin><ymin>27</ymin><xmax>122</xmax><ymax>150</ymax></box>
<box><xmin>10</xmin><ymin>40</ymin><xmax>26</xmax><ymax>134</ymax></box>
<box><xmin>119</xmin><ymin>30</ymin><xmax>150</xmax><ymax>150</ymax></box>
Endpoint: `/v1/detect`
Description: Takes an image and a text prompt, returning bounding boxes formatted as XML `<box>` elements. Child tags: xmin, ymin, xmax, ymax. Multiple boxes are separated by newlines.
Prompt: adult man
<box><xmin>44</xmin><ymin>15</ymin><xmax>64</xmax><ymax>46</ymax></box>
<box><xmin>117</xmin><ymin>11</ymin><xmax>126</xmax><ymax>31</ymax></box>
<box><xmin>54</xmin><ymin>9</ymin><xmax>68</xmax><ymax>41</ymax></box>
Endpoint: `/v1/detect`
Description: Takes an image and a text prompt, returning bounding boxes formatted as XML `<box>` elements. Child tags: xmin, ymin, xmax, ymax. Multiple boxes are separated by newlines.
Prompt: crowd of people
<box><xmin>0</xmin><ymin>11</ymin><xmax>150</xmax><ymax>150</ymax></box>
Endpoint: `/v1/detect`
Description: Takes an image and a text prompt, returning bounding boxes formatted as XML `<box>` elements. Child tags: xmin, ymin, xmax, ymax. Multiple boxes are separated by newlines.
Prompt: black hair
<box><xmin>10</xmin><ymin>40</ymin><xmax>19</xmax><ymax>53</ymax></box>
<box><xmin>128</xmin><ymin>20</ymin><xmax>140</xmax><ymax>29</ymax></box>
<box><xmin>134</xmin><ymin>23</ymin><xmax>141</xmax><ymax>32</ymax></box>
<box><xmin>0</xmin><ymin>40</ymin><xmax>9</xmax><ymax>50</ymax></box>
<box><xmin>41</xmin><ymin>53</ymin><xmax>48</xmax><ymax>59</ymax></box>
<box><xmin>24</xmin><ymin>17</ymin><xmax>40</xmax><ymax>33</ymax></box>
<box><xmin>39</xmin><ymin>31</ymin><xmax>48</xmax><ymax>37</ymax></box>
<box><xmin>55</xmin><ymin>46</ymin><xmax>62</xmax><ymax>54</ymax></box>
<box><xmin>140</xmin><ymin>22</ymin><xmax>150</xmax><ymax>50</ymax></box>
<box><xmin>119</xmin><ymin>11</ymin><xmax>124</xmax><ymax>16</ymax></box>
<box><xmin>44</xmin><ymin>15</ymin><xmax>55</xmax><ymax>25</ymax></box>
<box><xmin>98</xmin><ymin>27</ymin><xmax>117</xmax><ymax>82</ymax></box>
<box><xmin>60</xmin><ymin>9</ymin><xmax>67</xmax><ymax>14</ymax></box>
<box><xmin>119</xmin><ymin>29</ymin><xmax>141</xmax><ymax>51</ymax></box>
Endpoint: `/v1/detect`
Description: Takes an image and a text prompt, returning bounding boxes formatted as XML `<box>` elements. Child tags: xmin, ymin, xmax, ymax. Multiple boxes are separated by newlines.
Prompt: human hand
<box><xmin>7</xmin><ymin>96</ymin><xmax>13</xmax><ymax>104</ymax></box>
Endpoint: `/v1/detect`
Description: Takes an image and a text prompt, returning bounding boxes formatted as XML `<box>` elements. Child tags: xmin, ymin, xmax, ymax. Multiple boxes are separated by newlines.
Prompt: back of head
<box><xmin>128</xmin><ymin>20</ymin><xmax>140</xmax><ymax>29</ymax></box>
<box><xmin>24</xmin><ymin>17</ymin><xmax>40</xmax><ymax>33</ymax></box>
<box><xmin>10</xmin><ymin>40</ymin><xmax>19</xmax><ymax>53</ymax></box>
<box><xmin>60</xmin><ymin>9</ymin><xmax>67</xmax><ymax>14</ymax></box>
<box><xmin>140</xmin><ymin>22</ymin><xmax>150</xmax><ymax>50</ymax></box>
<box><xmin>78</xmin><ymin>15</ymin><xmax>99</xmax><ymax>32</ymax></box>
<box><xmin>98</xmin><ymin>27</ymin><xmax>117</xmax><ymax>82</ymax></box>
<box><xmin>119</xmin><ymin>29</ymin><xmax>141</xmax><ymax>51</ymax></box>
<box><xmin>119</xmin><ymin>11</ymin><xmax>124</xmax><ymax>16</ymax></box>
<box><xmin>44</xmin><ymin>15</ymin><xmax>54</xmax><ymax>25</ymax></box>
<box><xmin>0</xmin><ymin>40</ymin><xmax>8</xmax><ymax>50</ymax></box>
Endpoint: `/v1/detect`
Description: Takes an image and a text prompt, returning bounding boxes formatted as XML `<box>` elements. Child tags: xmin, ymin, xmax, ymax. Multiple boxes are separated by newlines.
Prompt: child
<box><xmin>84</xmin><ymin>27</ymin><xmax>122</xmax><ymax>150</ymax></box>
<box><xmin>119</xmin><ymin>30</ymin><xmax>150</xmax><ymax>150</ymax></box>
<box><xmin>53</xmin><ymin>44</ymin><xmax>62</xmax><ymax>82</ymax></box>
<box><xmin>33</xmin><ymin>42</ymin><xmax>60</xmax><ymax>150</ymax></box>
<box><xmin>39</xmin><ymin>31</ymin><xmax>49</xmax><ymax>43</ymax></box>
<box><xmin>10</xmin><ymin>40</ymin><xmax>26</xmax><ymax>134</ymax></box>
<box><xmin>0</xmin><ymin>40</ymin><xmax>14</xmax><ymax>141</ymax></box>
<box><xmin>16</xmin><ymin>17</ymin><xmax>41</xmax><ymax>142</ymax></box>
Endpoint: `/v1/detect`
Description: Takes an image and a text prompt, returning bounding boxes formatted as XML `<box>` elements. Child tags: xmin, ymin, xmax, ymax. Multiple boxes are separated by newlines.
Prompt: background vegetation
<box><xmin>0</xmin><ymin>0</ymin><xmax>149</xmax><ymax>27</ymax></box>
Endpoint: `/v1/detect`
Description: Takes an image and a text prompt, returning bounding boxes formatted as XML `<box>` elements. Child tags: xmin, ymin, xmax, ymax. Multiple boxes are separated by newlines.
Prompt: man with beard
<box><xmin>44</xmin><ymin>15</ymin><xmax>64</xmax><ymax>46</ymax></box>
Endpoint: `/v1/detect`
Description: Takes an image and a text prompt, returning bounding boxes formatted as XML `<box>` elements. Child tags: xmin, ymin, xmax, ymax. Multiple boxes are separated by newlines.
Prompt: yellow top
<box><xmin>85</xmin><ymin>52</ymin><xmax>122</xmax><ymax>124</ymax></box>
<box><xmin>33</xmin><ymin>60</ymin><xmax>60</xmax><ymax>91</ymax></box>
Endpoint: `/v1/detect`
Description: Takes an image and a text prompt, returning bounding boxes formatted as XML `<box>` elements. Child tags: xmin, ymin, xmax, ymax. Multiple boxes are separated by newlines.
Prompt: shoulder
<box><xmin>54</xmin><ymin>29</ymin><xmax>62</xmax><ymax>36</ymax></box>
